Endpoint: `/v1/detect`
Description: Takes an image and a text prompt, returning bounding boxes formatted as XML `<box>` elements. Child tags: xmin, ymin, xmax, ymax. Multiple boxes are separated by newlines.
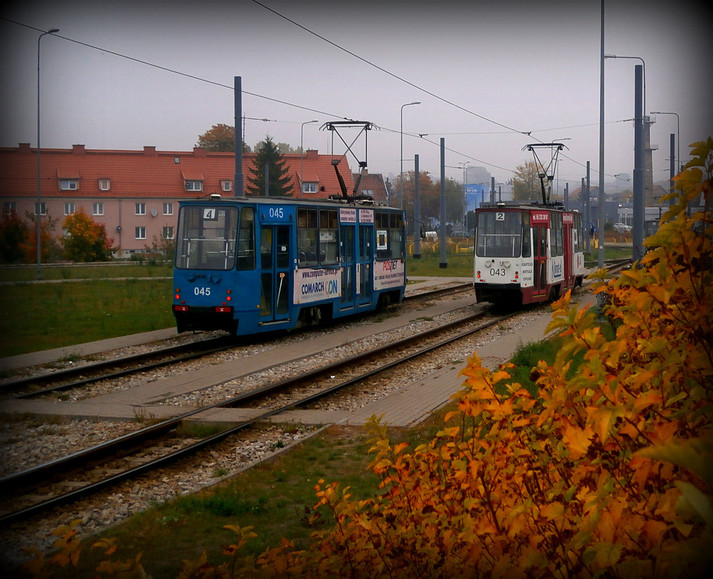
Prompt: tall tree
<box><xmin>62</xmin><ymin>208</ymin><xmax>114</xmax><ymax>262</ymax></box>
<box><xmin>512</xmin><ymin>161</ymin><xmax>540</xmax><ymax>202</ymax></box>
<box><xmin>396</xmin><ymin>171</ymin><xmax>464</xmax><ymax>228</ymax></box>
<box><xmin>196</xmin><ymin>124</ymin><xmax>250</xmax><ymax>153</ymax></box>
<box><xmin>246</xmin><ymin>136</ymin><xmax>294</xmax><ymax>197</ymax></box>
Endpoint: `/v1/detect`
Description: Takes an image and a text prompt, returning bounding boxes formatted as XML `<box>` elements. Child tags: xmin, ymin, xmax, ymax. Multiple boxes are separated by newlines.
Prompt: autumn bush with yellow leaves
<box><xmin>25</xmin><ymin>140</ymin><xmax>713</xmax><ymax>577</ymax></box>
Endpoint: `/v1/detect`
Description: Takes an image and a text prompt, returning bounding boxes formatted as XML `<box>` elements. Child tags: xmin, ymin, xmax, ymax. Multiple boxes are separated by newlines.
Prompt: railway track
<box><xmin>0</xmin><ymin>283</ymin><xmax>472</xmax><ymax>399</ymax></box>
<box><xmin>1</xmin><ymin>267</ymin><xmax>627</xmax><ymax>527</ymax></box>
<box><xmin>0</xmin><ymin>301</ymin><xmax>511</xmax><ymax>526</ymax></box>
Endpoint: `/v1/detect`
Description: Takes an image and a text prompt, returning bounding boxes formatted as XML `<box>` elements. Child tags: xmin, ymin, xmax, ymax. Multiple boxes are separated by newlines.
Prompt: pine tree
<box><xmin>246</xmin><ymin>136</ymin><xmax>294</xmax><ymax>197</ymax></box>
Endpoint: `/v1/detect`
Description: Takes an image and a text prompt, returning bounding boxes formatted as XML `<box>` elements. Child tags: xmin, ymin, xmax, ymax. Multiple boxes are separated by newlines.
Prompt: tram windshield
<box><xmin>175</xmin><ymin>205</ymin><xmax>239</xmax><ymax>270</ymax></box>
<box><xmin>476</xmin><ymin>210</ymin><xmax>528</xmax><ymax>258</ymax></box>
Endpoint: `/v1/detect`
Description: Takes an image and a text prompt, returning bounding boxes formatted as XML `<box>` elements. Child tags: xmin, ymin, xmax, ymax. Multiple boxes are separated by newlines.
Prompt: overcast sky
<box><xmin>1</xmin><ymin>0</ymin><xmax>711</xmax><ymax>191</ymax></box>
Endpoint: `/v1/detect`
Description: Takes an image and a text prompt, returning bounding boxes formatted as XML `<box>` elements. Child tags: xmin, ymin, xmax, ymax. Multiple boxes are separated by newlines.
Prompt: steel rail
<box><xmin>0</xmin><ymin>304</ymin><xmax>501</xmax><ymax>525</ymax></box>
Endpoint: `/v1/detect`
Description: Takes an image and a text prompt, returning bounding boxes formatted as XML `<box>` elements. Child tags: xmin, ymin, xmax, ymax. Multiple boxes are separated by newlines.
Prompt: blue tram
<box><xmin>473</xmin><ymin>203</ymin><xmax>586</xmax><ymax>306</ymax></box>
<box><xmin>172</xmin><ymin>196</ymin><xmax>406</xmax><ymax>336</ymax></box>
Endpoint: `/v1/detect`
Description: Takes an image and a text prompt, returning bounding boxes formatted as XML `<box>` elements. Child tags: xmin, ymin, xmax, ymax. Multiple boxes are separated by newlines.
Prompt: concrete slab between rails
<box><xmin>184</xmin><ymin>292</ymin><xmax>599</xmax><ymax>430</ymax></box>
<box><xmin>0</xmin><ymin>398</ymin><xmax>189</xmax><ymax>422</ymax></box>
<box><xmin>0</xmin><ymin>328</ymin><xmax>179</xmax><ymax>372</ymax></box>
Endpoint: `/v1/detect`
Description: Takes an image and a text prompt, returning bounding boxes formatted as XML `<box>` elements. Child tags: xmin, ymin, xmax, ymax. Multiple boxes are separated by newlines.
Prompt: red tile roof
<box><xmin>0</xmin><ymin>145</ymin><xmax>355</xmax><ymax>200</ymax></box>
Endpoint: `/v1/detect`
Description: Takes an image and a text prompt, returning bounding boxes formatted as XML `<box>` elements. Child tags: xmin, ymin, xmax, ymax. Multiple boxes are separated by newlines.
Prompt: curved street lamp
<box><xmin>36</xmin><ymin>28</ymin><xmax>60</xmax><ymax>279</ymax></box>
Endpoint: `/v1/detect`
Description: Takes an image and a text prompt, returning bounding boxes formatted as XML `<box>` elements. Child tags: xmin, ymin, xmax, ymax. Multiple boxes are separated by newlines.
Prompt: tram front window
<box><xmin>476</xmin><ymin>211</ymin><xmax>524</xmax><ymax>258</ymax></box>
<box><xmin>175</xmin><ymin>206</ymin><xmax>238</xmax><ymax>270</ymax></box>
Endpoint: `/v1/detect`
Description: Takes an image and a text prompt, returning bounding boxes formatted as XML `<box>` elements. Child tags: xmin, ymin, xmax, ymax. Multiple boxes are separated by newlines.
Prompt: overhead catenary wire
<box><xmin>2</xmin><ymin>14</ymin><xmax>623</xmax><ymax>180</ymax></box>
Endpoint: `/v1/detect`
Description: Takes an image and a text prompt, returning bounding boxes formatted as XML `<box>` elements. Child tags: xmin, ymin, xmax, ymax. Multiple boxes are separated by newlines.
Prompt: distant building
<box><xmin>0</xmin><ymin>144</ymin><xmax>353</xmax><ymax>258</ymax></box>
<box><xmin>352</xmin><ymin>170</ymin><xmax>388</xmax><ymax>203</ymax></box>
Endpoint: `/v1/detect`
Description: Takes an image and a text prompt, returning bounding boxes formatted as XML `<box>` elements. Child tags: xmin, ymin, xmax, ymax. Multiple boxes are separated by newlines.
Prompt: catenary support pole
<box><xmin>413</xmin><ymin>154</ymin><xmax>421</xmax><ymax>259</ymax></box>
<box><xmin>633</xmin><ymin>64</ymin><xmax>645</xmax><ymax>262</ymax></box>
<box><xmin>234</xmin><ymin>76</ymin><xmax>244</xmax><ymax>197</ymax></box>
<box><xmin>439</xmin><ymin>138</ymin><xmax>447</xmax><ymax>269</ymax></box>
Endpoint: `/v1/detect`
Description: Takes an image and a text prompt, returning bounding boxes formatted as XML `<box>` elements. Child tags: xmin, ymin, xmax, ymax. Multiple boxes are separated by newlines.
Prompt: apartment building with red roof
<box><xmin>0</xmin><ymin>144</ymin><xmax>355</xmax><ymax>257</ymax></box>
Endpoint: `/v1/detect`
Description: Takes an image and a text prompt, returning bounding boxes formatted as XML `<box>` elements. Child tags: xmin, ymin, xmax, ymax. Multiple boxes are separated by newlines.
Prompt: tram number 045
<box><xmin>194</xmin><ymin>287</ymin><xmax>211</xmax><ymax>296</ymax></box>
<box><xmin>489</xmin><ymin>268</ymin><xmax>506</xmax><ymax>277</ymax></box>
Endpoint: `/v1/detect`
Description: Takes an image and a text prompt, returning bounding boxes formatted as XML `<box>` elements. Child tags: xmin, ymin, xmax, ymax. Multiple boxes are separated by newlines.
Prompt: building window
<box><xmin>59</xmin><ymin>179</ymin><xmax>79</xmax><ymax>191</ymax></box>
<box><xmin>135</xmin><ymin>202</ymin><xmax>146</xmax><ymax>215</ymax></box>
<box><xmin>35</xmin><ymin>202</ymin><xmax>47</xmax><ymax>216</ymax></box>
<box><xmin>64</xmin><ymin>202</ymin><xmax>76</xmax><ymax>216</ymax></box>
<box><xmin>3</xmin><ymin>201</ymin><xmax>17</xmax><ymax>215</ymax></box>
<box><xmin>93</xmin><ymin>202</ymin><xmax>104</xmax><ymax>216</ymax></box>
<box><xmin>98</xmin><ymin>179</ymin><xmax>111</xmax><ymax>191</ymax></box>
<box><xmin>162</xmin><ymin>226</ymin><xmax>174</xmax><ymax>239</ymax></box>
<box><xmin>221</xmin><ymin>180</ymin><xmax>232</xmax><ymax>192</ymax></box>
<box><xmin>302</xmin><ymin>182</ymin><xmax>317</xmax><ymax>194</ymax></box>
<box><xmin>135</xmin><ymin>226</ymin><xmax>146</xmax><ymax>240</ymax></box>
<box><xmin>185</xmin><ymin>180</ymin><xmax>203</xmax><ymax>192</ymax></box>
<box><xmin>163</xmin><ymin>202</ymin><xmax>173</xmax><ymax>216</ymax></box>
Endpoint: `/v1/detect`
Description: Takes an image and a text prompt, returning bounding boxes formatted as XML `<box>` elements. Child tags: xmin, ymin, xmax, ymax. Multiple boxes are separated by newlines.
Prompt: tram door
<box><xmin>260</xmin><ymin>225</ymin><xmax>291</xmax><ymax>322</ymax></box>
<box><xmin>359</xmin><ymin>224</ymin><xmax>373</xmax><ymax>305</ymax></box>
<box><xmin>532</xmin><ymin>224</ymin><xmax>548</xmax><ymax>298</ymax></box>
<box><xmin>340</xmin><ymin>224</ymin><xmax>355</xmax><ymax>308</ymax></box>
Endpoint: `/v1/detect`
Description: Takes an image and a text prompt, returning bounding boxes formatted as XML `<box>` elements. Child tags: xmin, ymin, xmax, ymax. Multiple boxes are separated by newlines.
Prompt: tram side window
<box><xmin>551</xmin><ymin>213</ymin><xmax>563</xmax><ymax>257</ymax></box>
<box><xmin>476</xmin><ymin>211</ymin><xmax>523</xmax><ymax>258</ymax></box>
<box><xmin>375</xmin><ymin>211</ymin><xmax>404</xmax><ymax>260</ymax></box>
<box><xmin>573</xmin><ymin>213</ymin><xmax>583</xmax><ymax>253</ymax></box>
<box><xmin>389</xmin><ymin>213</ymin><xmax>405</xmax><ymax>259</ymax></box>
<box><xmin>320</xmin><ymin>210</ymin><xmax>339</xmax><ymax>266</ymax></box>
<box><xmin>297</xmin><ymin>209</ymin><xmax>318</xmax><ymax>267</ymax></box>
<box><xmin>175</xmin><ymin>206</ymin><xmax>238</xmax><ymax>270</ymax></box>
<box><xmin>237</xmin><ymin>207</ymin><xmax>255</xmax><ymax>270</ymax></box>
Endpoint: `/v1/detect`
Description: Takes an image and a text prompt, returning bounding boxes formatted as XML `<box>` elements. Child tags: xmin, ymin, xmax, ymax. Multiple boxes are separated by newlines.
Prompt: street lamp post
<box><xmin>650</xmin><ymin>110</ymin><xmax>680</xmax><ymax>174</ymax></box>
<box><xmin>36</xmin><ymin>27</ymin><xmax>59</xmax><ymax>279</ymax></box>
<box><xmin>299</xmin><ymin>120</ymin><xmax>318</xmax><ymax>197</ymax></box>
<box><xmin>597</xmin><ymin>0</ymin><xmax>605</xmax><ymax>269</ymax></box>
<box><xmin>400</xmin><ymin>101</ymin><xmax>420</xmax><ymax>209</ymax></box>
<box><xmin>604</xmin><ymin>54</ymin><xmax>647</xmax><ymax>116</ymax></box>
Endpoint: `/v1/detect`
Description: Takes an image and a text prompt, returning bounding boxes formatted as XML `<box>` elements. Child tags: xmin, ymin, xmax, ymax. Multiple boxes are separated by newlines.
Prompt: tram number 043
<box><xmin>194</xmin><ymin>287</ymin><xmax>211</xmax><ymax>296</ymax></box>
<box><xmin>489</xmin><ymin>268</ymin><xmax>506</xmax><ymax>277</ymax></box>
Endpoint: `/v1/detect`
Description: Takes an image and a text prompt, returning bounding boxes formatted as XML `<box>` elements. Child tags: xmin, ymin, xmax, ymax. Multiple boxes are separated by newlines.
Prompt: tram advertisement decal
<box><xmin>293</xmin><ymin>268</ymin><xmax>341</xmax><ymax>304</ymax></box>
<box><xmin>374</xmin><ymin>259</ymin><xmax>405</xmax><ymax>290</ymax></box>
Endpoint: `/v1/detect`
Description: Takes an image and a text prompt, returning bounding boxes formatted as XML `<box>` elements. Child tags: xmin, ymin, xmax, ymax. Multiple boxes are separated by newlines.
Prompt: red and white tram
<box><xmin>473</xmin><ymin>204</ymin><xmax>586</xmax><ymax>306</ymax></box>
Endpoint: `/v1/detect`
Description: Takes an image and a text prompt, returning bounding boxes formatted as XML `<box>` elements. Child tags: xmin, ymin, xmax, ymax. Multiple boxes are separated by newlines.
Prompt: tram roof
<box><xmin>179</xmin><ymin>194</ymin><xmax>402</xmax><ymax>210</ymax></box>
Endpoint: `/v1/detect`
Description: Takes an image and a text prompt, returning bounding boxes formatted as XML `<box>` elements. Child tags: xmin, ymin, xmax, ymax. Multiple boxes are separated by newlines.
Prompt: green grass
<box><xmin>405</xmin><ymin>251</ymin><xmax>473</xmax><ymax>277</ymax></box>
<box><xmin>0</xmin><ymin>278</ymin><xmax>174</xmax><ymax>357</ymax></box>
<box><xmin>71</xmin><ymin>426</ymin><xmax>385</xmax><ymax>579</ymax></box>
<box><xmin>0</xmin><ymin>263</ymin><xmax>171</xmax><ymax>283</ymax></box>
<box><xmin>0</xmin><ymin>255</ymin><xmax>474</xmax><ymax>358</ymax></box>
